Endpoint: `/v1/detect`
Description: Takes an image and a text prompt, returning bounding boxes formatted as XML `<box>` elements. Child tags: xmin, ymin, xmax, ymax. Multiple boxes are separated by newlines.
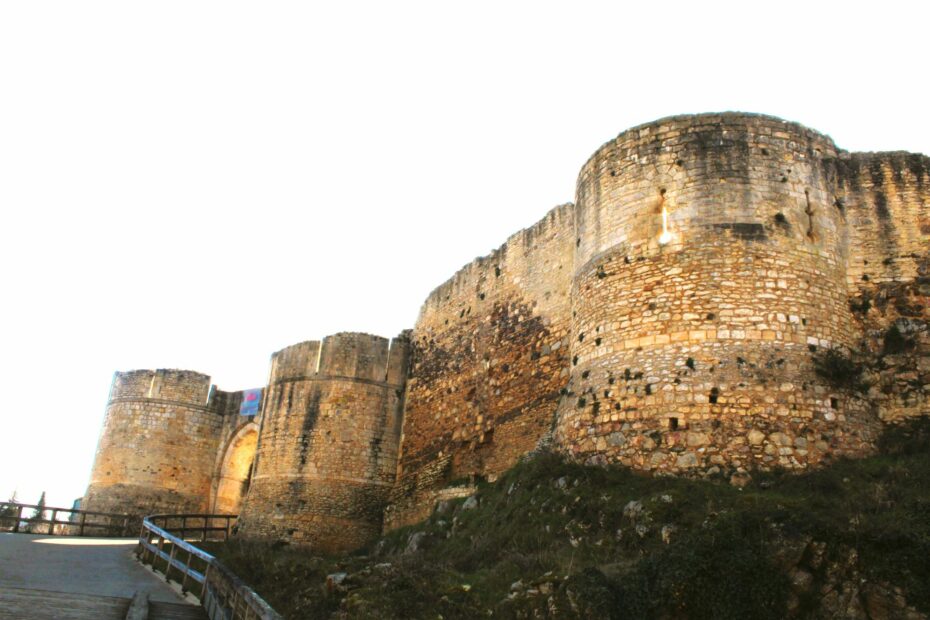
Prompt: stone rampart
<box><xmin>385</xmin><ymin>204</ymin><xmax>575</xmax><ymax>529</ymax></box>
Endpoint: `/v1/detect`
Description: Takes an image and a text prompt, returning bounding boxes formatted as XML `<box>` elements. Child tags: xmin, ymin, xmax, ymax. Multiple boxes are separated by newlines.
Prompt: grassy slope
<box><xmin>210</xmin><ymin>419</ymin><xmax>930</xmax><ymax>619</ymax></box>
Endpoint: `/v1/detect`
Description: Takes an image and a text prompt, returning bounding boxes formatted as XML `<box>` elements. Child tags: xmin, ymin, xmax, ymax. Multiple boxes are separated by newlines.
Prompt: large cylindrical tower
<box><xmin>236</xmin><ymin>332</ymin><xmax>410</xmax><ymax>552</ymax></box>
<box><xmin>553</xmin><ymin>113</ymin><xmax>879</xmax><ymax>474</ymax></box>
<box><xmin>83</xmin><ymin>369</ymin><xmax>226</xmax><ymax>515</ymax></box>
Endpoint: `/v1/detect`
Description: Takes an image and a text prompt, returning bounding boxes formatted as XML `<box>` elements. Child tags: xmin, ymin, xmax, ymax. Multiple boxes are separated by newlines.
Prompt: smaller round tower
<box><xmin>83</xmin><ymin>369</ymin><xmax>227</xmax><ymax>515</ymax></box>
<box><xmin>236</xmin><ymin>332</ymin><xmax>410</xmax><ymax>552</ymax></box>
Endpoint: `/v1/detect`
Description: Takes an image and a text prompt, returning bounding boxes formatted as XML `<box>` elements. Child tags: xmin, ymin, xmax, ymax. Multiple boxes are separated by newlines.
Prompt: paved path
<box><xmin>0</xmin><ymin>532</ymin><xmax>201</xmax><ymax>618</ymax></box>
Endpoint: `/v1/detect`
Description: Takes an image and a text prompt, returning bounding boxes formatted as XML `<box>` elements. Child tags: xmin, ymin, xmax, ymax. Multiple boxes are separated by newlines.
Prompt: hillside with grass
<box><xmin>208</xmin><ymin>418</ymin><xmax>930</xmax><ymax>619</ymax></box>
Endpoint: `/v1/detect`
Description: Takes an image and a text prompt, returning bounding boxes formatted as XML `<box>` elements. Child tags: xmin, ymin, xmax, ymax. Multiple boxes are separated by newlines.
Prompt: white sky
<box><xmin>1</xmin><ymin>1</ymin><xmax>927</xmax><ymax>510</ymax></box>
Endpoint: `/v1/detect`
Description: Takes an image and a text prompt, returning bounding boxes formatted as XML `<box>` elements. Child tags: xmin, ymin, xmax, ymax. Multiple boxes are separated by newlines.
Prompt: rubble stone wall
<box><xmin>840</xmin><ymin>152</ymin><xmax>930</xmax><ymax>422</ymax></box>
<box><xmin>385</xmin><ymin>204</ymin><xmax>575</xmax><ymax>529</ymax></box>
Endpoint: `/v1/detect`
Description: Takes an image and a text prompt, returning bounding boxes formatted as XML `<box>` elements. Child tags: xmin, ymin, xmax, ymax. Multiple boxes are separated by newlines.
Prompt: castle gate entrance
<box><xmin>212</xmin><ymin>423</ymin><xmax>258</xmax><ymax>514</ymax></box>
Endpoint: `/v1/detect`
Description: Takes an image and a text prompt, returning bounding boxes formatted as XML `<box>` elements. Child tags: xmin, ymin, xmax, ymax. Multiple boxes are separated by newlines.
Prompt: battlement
<box><xmin>108</xmin><ymin>369</ymin><xmax>213</xmax><ymax>406</ymax></box>
<box><xmin>269</xmin><ymin>332</ymin><xmax>411</xmax><ymax>388</ymax></box>
<box><xmin>268</xmin><ymin>340</ymin><xmax>322</xmax><ymax>382</ymax></box>
<box><xmin>419</xmin><ymin>202</ymin><xmax>574</xmax><ymax>322</ymax></box>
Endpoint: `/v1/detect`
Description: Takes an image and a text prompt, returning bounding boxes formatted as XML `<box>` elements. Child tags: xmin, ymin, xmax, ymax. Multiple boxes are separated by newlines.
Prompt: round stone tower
<box><xmin>84</xmin><ymin>369</ymin><xmax>226</xmax><ymax>515</ymax></box>
<box><xmin>236</xmin><ymin>332</ymin><xmax>410</xmax><ymax>552</ymax></box>
<box><xmin>553</xmin><ymin>113</ymin><xmax>880</xmax><ymax>474</ymax></box>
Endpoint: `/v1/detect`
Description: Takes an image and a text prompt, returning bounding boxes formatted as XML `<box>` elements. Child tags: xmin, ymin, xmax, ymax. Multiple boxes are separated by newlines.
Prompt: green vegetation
<box><xmin>811</xmin><ymin>348</ymin><xmax>868</xmax><ymax>392</ymax></box>
<box><xmin>209</xmin><ymin>418</ymin><xmax>930</xmax><ymax>619</ymax></box>
<box><xmin>0</xmin><ymin>491</ymin><xmax>17</xmax><ymax>529</ymax></box>
<box><xmin>882</xmin><ymin>324</ymin><xmax>914</xmax><ymax>354</ymax></box>
<box><xmin>27</xmin><ymin>491</ymin><xmax>46</xmax><ymax>533</ymax></box>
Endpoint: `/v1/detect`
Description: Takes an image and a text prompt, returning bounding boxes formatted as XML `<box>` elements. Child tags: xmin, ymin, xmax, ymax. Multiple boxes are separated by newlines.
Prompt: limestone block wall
<box><xmin>552</xmin><ymin>114</ymin><xmax>880</xmax><ymax>475</ymax></box>
<box><xmin>83</xmin><ymin>370</ymin><xmax>232</xmax><ymax>515</ymax></box>
<box><xmin>384</xmin><ymin>204</ymin><xmax>575</xmax><ymax>529</ymax></box>
<box><xmin>236</xmin><ymin>332</ymin><xmax>410</xmax><ymax>552</ymax></box>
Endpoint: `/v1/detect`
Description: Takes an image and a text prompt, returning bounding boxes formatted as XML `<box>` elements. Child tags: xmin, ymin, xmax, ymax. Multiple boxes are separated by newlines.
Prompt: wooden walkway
<box><xmin>0</xmin><ymin>533</ymin><xmax>205</xmax><ymax>619</ymax></box>
<box><xmin>0</xmin><ymin>587</ymin><xmax>206</xmax><ymax>619</ymax></box>
<box><xmin>0</xmin><ymin>586</ymin><xmax>130</xmax><ymax>619</ymax></box>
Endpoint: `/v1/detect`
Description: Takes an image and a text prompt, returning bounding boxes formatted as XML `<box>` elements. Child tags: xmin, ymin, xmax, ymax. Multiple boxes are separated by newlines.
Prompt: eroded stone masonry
<box><xmin>84</xmin><ymin>113</ymin><xmax>930</xmax><ymax>551</ymax></box>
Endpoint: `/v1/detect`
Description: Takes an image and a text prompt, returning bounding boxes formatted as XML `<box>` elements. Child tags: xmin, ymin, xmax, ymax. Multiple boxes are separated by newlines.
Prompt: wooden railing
<box><xmin>138</xmin><ymin>514</ymin><xmax>281</xmax><ymax>620</ymax></box>
<box><xmin>0</xmin><ymin>501</ymin><xmax>134</xmax><ymax>537</ymax></box>
<box><xmin>144</xmin><ymin>514</ymin><xmax>238</xmax><ymax>543</ymax></box>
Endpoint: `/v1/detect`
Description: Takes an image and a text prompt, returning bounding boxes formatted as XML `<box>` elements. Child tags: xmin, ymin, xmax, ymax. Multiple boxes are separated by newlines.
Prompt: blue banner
<box><xmin>240</xmin><ymin>389</ymin><xmax>262</xmax><ymax>416</ymax></box>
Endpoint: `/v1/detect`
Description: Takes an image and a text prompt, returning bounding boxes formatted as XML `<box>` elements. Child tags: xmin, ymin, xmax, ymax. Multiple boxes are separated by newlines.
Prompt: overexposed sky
<box><xmin>1</xmin><ymin>1</ymin><xmax>927</xmax><ymax>509</ymax></box>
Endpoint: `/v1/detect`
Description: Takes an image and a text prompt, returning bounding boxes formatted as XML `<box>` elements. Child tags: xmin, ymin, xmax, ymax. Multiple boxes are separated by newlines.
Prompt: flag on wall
<box><xmin>240</xmin><ymin>389</ymin><xmax>262</xmax><ymax>416</ymax></box>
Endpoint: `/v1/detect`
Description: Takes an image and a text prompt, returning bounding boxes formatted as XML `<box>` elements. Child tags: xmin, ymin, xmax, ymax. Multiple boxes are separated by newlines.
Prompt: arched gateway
<box><xmin>212</xmin><ymin>422</ymin><xmax>259</xmax><ymax>514</ymax></box>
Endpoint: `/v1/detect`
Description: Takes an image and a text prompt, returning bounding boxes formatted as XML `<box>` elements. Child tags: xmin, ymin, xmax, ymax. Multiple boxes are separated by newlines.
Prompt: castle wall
<box><xmin>82</xmin><ymin>112</ymin><xmax>930</xmax><ymax>546</ymax></box>
<box><xmin>83</xmin><ymin>370</ymin><xmax>229</xmax><ymax>515</ymax></box>
<box><xmin>840</xmin><ymin>152</ymin><xmax>930</xmax><ymax>421</ymax></box>
<box><xmin>236</xmin><ymin>333</ymin><xmax>409</xmax><ymax>552</ymax></box>
<box><xmin>552</xmin><ymin>114</ymin><xmax>880</xmax><ymax>475</ymax></box>
<box><xmin>385</xmin><ymin>204</ymin><xmax>575</xmax><ymax>530</ymax></box>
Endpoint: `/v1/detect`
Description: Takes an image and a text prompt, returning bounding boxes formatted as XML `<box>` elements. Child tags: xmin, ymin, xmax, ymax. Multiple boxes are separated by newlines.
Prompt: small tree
<box><xmin>28</xmin><ymin>491</ymin><xmax>47</xmax><ymax>533</ymax></box>
<box><xmin>0</xmin><ymin>491</ymin><xmax>17</xmax><ymax>529</ymax></box>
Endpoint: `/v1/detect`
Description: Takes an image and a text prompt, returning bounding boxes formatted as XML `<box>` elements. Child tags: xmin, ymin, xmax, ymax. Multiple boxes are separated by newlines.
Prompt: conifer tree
<box><xmin>28</xmin><ymin>491</ymin><xmax>46</xmax><ymax>533</ymax></box>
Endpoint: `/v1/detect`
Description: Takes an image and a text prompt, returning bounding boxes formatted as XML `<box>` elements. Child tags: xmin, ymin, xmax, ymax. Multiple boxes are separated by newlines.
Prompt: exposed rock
<box><xmin>325</xmin><ymin>572</ymin><xmax>348</xmax><ymax>593</ymax></box>
<box><xmin>660</xmin><ymin>524</ymin><xmax>676</xmax><ymax>544</ymax></box>
<box><xmin>404</xmin><ymin>531</ymin><xmax>428</xmax><ymax>554</ymax></box>
<box><xmin>622</xmin><ymin>500</ymin><xmax>644</xmax><ymax>520</ymax></box>
<box><xmin>729</xmin><ymin>469</ymin><xmax>752</xmax><ymax>487</ymax></box>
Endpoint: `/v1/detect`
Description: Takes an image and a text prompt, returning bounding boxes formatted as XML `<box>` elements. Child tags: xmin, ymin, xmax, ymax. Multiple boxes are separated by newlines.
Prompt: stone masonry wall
<box><xmin>236</xmin><ymin>333</ymin><xmax>410</xmax><ymax>552</ymax></box>
<box><xmin>83</xmin><ymin>369</ymin><xmax>232</xmax><ymax>515</ymax></box>
<box><xmin>840</xmin><ymin>152</ymin><xmax>930</xmax><ymax>422</ymax></box>
<box><xmin>553</xmin><ymin>114</ymin><xmax>880</xmax><ymax>478</ymax></box>
<box><xmin>83</xmin><ymin>112</ymin><xmax>930</xmax><ymax>546</ymax></box>
<box><xmin>385</xmin><ymin>204</ymin><xmax>575</xmax><ymax>530</ymax></box>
